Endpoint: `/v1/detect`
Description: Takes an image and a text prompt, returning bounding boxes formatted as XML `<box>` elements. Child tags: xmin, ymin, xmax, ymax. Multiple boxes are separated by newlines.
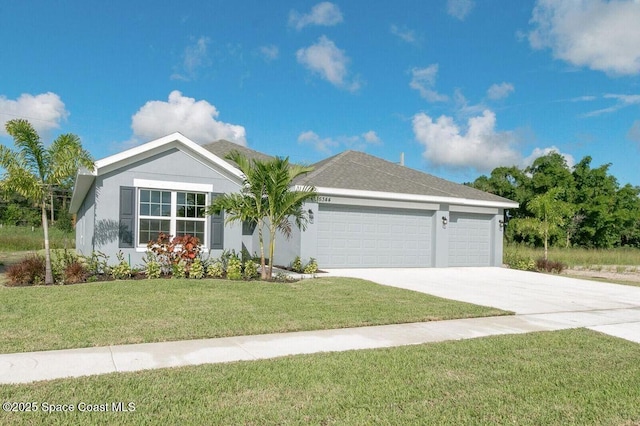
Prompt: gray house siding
<box><xmin>78</xmin><ymin>148</ymin><xmax>243</xmax><ymax>266</ymax></box>
<box><xmin>74</xmin><ymin>184</ymin><xmax>95</xmax><ymax>257</ymax></box>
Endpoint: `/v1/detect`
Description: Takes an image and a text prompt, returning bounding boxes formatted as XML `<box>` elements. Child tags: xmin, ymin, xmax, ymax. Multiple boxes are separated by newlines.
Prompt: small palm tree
<box><xmin>511</xmin><ymin>189</ymin><xmax>574</xmax><ymax>260</ymax></box>
<box><xmin>0</xmin><ymin>119</ymin><xmax>94</xmax><ymax>284</ymax></box>
<box><xmin>208</xmin><ymin>151</ymin><xmax>317</xmax><ymax>280</ymax></box>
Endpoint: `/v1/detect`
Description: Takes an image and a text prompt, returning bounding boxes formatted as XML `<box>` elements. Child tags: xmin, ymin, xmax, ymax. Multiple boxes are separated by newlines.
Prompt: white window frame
<box><xmin>133</xmin><ymin>179</ymin><xmax>213</xmax><ymax>251</ymax></box>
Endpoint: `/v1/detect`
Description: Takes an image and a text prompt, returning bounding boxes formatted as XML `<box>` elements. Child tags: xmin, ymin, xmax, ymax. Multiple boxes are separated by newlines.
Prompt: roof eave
<box><xmin>69</xmin><ymin>170</ymin><xmax>96</xmax><ymax>214</ymax></box>
<box><xmin>302</xmin><ymin>186</ymin><xmax>519</xmax><ymax>209</ymax></box>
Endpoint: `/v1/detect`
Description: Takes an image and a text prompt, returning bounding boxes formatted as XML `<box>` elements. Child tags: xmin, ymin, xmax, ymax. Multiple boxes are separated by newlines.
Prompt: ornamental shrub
<box><xmin>227</xmin><ymin>256</ymin><xmax>243</xmax><ymax>280</ymax></box>
<box><xmin>5</xmin><ymin>254</ymin><xmax>46</xmax><ymax>286</ymax></box>
<box><xmin>206</xmin><ymin>261</ymin><xmax>224</xmax><ymax>278</ymax></box>
<box><xmin>303</xmin><ymin>258</ymin><xmax>318</xmax><ymax>274</ymax></box>
<box><xmin>243</xmin><ymin>259</ymin><xmax>259</xmax><ymax>280</ymax></box>
<box><xmin>189</xmin><ymin>258</ymin><xmax>205</xmax><ymax>279</ymax></box>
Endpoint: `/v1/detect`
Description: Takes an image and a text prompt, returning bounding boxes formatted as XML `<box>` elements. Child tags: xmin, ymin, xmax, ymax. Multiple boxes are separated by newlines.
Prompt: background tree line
<box><xmin>471</xmin><ymin>152</ymin><xmax>640</xmax><ymax>249</ymax></box>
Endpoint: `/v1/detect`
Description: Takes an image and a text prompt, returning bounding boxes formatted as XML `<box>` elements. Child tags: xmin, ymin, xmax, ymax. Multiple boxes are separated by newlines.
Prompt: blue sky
<box><xmin>1</xmin><ymin>0</ymin><xmax>639</xmax><ymax>186</ymax></box>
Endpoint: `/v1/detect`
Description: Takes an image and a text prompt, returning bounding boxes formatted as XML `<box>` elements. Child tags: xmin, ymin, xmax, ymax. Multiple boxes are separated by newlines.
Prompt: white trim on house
<box><xmin>133</xmin><ymin>179</ymin><xmax>214</xmax><ymax>193</ymax></box>
<box><xmin>302</xmin><ymin>186</ymin><xmax>519</xmax><ymax>210</ymax></box>
<box><xmin>95</xmin><ymin>133</ymin><xmax>242</xmax><ymax>178</ymax></box>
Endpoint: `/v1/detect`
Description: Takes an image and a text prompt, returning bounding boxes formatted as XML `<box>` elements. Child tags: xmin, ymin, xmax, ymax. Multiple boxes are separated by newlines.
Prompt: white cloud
<box><xmin>259</xmin><ymin>44</ymin><xmax>279</xmax><ymax>61</ymax></box>
<box><xmin>0</xmin><ymin>92</ymin><xmax>69</xmax><ymax>136</ymax></box>
<box><xmin>529</xmin><ymin>0</ymin><xmax>640</xmax><ymax>75</ymax></box>
<box><xmin>390</xmin><ymin>24</ymin><xmax>417</xmax><ymax>44</ymax></box>
<box><xmin>447</xmin><ymin>0</ymin><xmax>475</xmax><ymax>20</ymax></box>
<box><xmin>171</xmin><ymin>36</ymin><xmax>211</xmax><ymax>81</ymax></box>
<box><xmin>627</xmin><ymin>120</ymin><xmax>640</xmax><ymax>144</ymax></box>
<box><xmin>297</xmin><ymin>131</ymin><xmax>338</xmax><ymax>154</ymax></box>
<box><xmin>298</xmin><ymin>129</ymin><xmax>382</xmax><ymax>153</ymax></box>
<box><xmin>130</xmin><ymin>91</ymin><xmax>246</xmax><ymax>146</ymax></box>
<box><xmin>412</xmin><ymin>110</ymin><xmax>520</xmax><ymax>171</ymax></box>
<box><xmin>409</xmin><ymin>65</ymin><xmax>449</xmax><ymax>102</ymax></box>
<box><xmin>289</xmin><ymin>2</ymin><xmax>343</xmax><ymax>30</ymax></box>
<box><xmin>362</xmin><ymin>130</ymin><xmax>382</xmax><ymax>144</ymax></box>
<box><xmin>522</xmin><ymin>146</ymin><xmax>575</xmax><ymax>169</ymax></box>
<box><xmin>296</xmin><ymin>36</ymin><xmax>360</xmax><ymax>92</ymax></box>
<box><xmin>487</xmin><ymin>82</ymin><xmax>515</xmax><ymax>100</ymax></box>
<box><xmin>582</xmin><ymin>93</ymin><xmax>640</xmax><ymax>117</ymax></box>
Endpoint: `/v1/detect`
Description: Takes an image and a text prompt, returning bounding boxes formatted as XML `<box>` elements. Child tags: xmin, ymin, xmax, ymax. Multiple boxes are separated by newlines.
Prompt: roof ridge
<box><xmin>304</xmin><ymin>150</ymin><xmax>352</xmax><ymax>180</ymax></box>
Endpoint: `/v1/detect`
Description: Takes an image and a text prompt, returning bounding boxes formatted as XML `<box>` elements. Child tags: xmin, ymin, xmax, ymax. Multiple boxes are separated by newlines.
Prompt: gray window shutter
<box><xmin>119</xmin><ymin>187</ymin><xmax>136</xmax><ymax>248</ymax></box>
<box><xmin>210</xmin><ymin>193</ymin><xmax>224</xmax><ymax>249</ymax></box>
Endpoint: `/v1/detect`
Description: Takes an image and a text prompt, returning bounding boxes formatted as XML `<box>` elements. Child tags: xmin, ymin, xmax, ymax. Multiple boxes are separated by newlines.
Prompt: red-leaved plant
<box><xmin>146</xmin><ymin>233</ymin><xmax>201</xmax><ymax>275</ymax></box>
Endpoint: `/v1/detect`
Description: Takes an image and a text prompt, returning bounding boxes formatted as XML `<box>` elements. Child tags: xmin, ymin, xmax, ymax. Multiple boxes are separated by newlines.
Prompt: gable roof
<box><xmin>295</xmin><ymin>150</ymin><xmax>518</xmax><ymax>208</ymax></box>
<box><xmin>201</xmin><ymin>139</ymin><xmax>274</xmax><ymax>166</ymax></box>
<box><xmin>70</xmin><ymin>133</ymin><xmax>244</xmax><ymax>213</ymax></box>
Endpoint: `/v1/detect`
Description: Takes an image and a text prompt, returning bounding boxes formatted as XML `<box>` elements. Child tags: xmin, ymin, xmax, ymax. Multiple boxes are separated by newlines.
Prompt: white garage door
<box><xmin>317</xmin><ymin>205</ymin><xmax>432</xmax><ymax>268</ymax></box>
<box><xmin>448</xmin><ymin>213</ymin><xmax>492</xmax><ymax>266</ymax></box>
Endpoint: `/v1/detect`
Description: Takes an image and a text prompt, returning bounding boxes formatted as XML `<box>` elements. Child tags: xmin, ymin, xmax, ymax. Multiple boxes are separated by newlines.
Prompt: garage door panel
<box><xmin>448</xmin><ymin>213</ymin><xmax>492</xmax><ymax>267</ymax></box>
<box><xmin>317</xmin><ymin>205</ymin><xmax>432</xmax><ymax>268</ymax></box>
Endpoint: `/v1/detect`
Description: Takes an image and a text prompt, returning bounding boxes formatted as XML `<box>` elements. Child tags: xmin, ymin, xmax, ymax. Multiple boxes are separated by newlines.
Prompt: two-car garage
<box><xmin>315</xmin><ymin>204</ymin><xmax>496</xmax><ymax>268</ymax></box>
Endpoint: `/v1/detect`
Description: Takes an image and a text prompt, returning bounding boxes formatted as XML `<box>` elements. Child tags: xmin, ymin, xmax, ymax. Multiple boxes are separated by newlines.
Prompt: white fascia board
<box><xmin>69</xmin><ymin>172</ymin><xmax>96</xmax><ymax>214</ymax></box>
<box><xmin>94</xmin><ymin>133</ymin><xmax>243</xmax><ymax>180</ymax></box>
<box><xmin>304</xmin><ymin>186</ymin><xmax>519</xmax><ymax>209</ymax></box>
<box><xmin>133</xmin><ymin>179</ymin><xmax>214</xmax><ymax>193</ymax></box>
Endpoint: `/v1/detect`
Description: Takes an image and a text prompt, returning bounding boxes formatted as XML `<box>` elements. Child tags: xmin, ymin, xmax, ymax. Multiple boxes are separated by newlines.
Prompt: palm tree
<box><xmin>208</xmin><ymin>151</ymin><xmax>316</xmax><ymax>280</ymax></box>
<box><xmin>262</xmin><ymin>156</ymin><xmax>317</xmax><ymax>278</ymax></box>
<box><xmin>0</xmin><ymin>119</ymin><xmax>94</xmax><ymax>284</ymax></box>
<box><xmin>511</xmin><ymin>188</ymin><xmax>574</xmax><ymax>260</ymax></box>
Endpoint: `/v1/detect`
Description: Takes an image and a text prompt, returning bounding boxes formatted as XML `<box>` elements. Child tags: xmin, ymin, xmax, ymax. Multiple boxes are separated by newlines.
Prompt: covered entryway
<box><xmin>317</xmin><ymin>205</ymin><xmax>433</xmax><ymax>268</ymax></box>
<box><xmin>447</xmin><ymin>212</ymin><xmax>492</xmax><ymax>267</ymax></box>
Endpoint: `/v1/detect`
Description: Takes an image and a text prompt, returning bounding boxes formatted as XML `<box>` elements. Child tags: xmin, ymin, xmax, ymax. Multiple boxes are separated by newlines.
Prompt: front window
<box><xmin>138</xmin><ymin>189</ymin><xmax>207</xmax><ymax>246</ymax></box>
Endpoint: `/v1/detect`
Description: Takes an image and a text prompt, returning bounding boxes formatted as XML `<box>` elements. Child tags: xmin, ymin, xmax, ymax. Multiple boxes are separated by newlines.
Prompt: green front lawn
<box><xmin>0</xmin><ymin>277</ymin><xmax>508</xmax><ymax>353</ymax></box>
<box><xmin>1</xmin><ymin>329</ymin><xmax>638</xmax><ymax>425</ymax></box>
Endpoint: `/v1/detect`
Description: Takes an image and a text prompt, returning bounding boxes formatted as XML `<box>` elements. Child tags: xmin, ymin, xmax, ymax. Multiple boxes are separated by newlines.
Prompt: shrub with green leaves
<box><xmin>243</xmin><ymin>259</ymin><xmax>259</xmax><ymax>280</ymax></box>
<box><xmin>303</xmin><ymin>258</ymin><xmax>319</xmax><ymax>275</ymax></box>
<box><xmin>189</xmin><ymin>258</ymin><xmax>205</xmax><ymax>279</ymax></box>
<box><xmin>111</xmin><ymin>251</ymin><xmax>132</xmax><ymax>280</ymax></box>
<box><xmin>291</xmin><ymin>256</ymin><xmax>304</xmax><ymax>273</ymax></box>
<box><xmin>504</xmin><ymin>251</ymin><xmax>535</xmax><ymax>271</ymax></box>
<box><xmin>206</xmin><ymin>261</ymin><xmax>224</xmax><ymax>278</ymax></box>
<box><xmin>172</xmin><ymin>260</ymin><xmax>187</xmax><ymax>279</ymax></box>
<box><xmin>227</xmin><ymin>256</ymin><xmax>243</xmax><ymax>280</ymax></box>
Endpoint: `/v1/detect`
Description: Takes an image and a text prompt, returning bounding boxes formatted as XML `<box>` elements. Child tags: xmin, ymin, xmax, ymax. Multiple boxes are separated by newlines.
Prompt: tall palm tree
<box><xmin>262</xmin><ymin>156</ymin><xmax>317</xmax><ymax>278</ymax></box>
<box><xmin>0</xmin><ymin>119</ymin><xmax>94</xmax><ymax>284</ymax></box>
<box><xmin>208</xmin><ymin>151</ymin><xmax>316</xmax><ymax>280</ymax></box>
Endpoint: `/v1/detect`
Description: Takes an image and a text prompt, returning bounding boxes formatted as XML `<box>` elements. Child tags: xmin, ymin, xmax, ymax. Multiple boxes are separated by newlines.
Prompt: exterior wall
<box><xmin>74</xmin><ymin>183</ymin><xmax>96</xmax><ymax>257</ymax></box>
<box><xmin>89</xmin><ymin>148</ymin><xmax>242</xmax><ymax>267</ymax></box>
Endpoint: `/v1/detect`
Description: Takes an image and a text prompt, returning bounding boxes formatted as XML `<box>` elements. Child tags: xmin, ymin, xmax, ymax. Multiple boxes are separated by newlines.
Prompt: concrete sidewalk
<box><xmin>2</xmin><ymin>307</ymin><xmax>640</xmax><ymax>385</ymax></box>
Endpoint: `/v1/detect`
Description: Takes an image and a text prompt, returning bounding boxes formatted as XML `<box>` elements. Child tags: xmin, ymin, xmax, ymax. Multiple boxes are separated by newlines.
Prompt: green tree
<box><xmin>0</xmin><ymin>119</ymin><xmax>94</xmax><ymax>284</ymax></box>
<box><xmin>525</xmin><ymin>152</ymin><xmax>574</xmax><ymax>198</ymax></box>
<box><xmin>572</xmin><ymin>157</ymin><xmax>620</xmax><ymax>248</ymax></box>
<box><xmin>510</xmin><ymin>189</ymin><xmax>574</xmax><ymax>260</ymax></box>
<box><xmin>208</xmin><ymin>151</ymin><xmax>317</xmax><ymax>280</ymax></box>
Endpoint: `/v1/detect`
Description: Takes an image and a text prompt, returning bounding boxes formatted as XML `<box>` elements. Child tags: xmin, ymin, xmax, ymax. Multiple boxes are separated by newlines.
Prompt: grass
<box><xmin>1</xmin><ymin>329</ymin><xmax>638</xmax><ymax>425</ymax></box>
<box><xmin>0</xmin><ymin>225</ymin><xmax>74</xmax><ymax>252</ymax></box>
<box><xmin>505</xmin><ymin>244</ymin><xmax>640</xmax><ymax>267</ymax></box>
<box><xmin>0</xmin><ymin>277</ymin><xmax>508</xmax><ymax>353</ymax></box>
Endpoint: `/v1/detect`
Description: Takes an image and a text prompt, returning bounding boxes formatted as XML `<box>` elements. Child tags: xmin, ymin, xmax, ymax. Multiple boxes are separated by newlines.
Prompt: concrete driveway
<box><xmin>325</xmin><ymin>267</ymin><xmax>640</xmax><ymax>343</ymax></box>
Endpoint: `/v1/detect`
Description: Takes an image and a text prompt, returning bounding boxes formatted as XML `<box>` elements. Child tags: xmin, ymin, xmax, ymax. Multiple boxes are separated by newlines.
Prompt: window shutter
<box><xmin>210</xmin><ymin>193</ymin><xmax>224</xmax><ymax>249</ymax></box>
<box><xmin>119</xmin><ymin>186</ymin><xmax>136</xmax><ymax>248</ymax></box>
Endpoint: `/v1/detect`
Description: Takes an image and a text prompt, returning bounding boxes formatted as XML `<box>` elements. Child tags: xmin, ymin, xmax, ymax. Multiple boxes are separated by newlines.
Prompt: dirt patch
<box><xmin>563</xmin><ymin>266</ymin><xmax>640</xmax><ymax>284</ymax></box>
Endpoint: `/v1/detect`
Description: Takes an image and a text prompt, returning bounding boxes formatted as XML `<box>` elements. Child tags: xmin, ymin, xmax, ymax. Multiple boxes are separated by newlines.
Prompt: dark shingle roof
<box><xmin>201</xmin><ymin>140</ymin><xmax>273</xmax><ymax>166</ymax></box>
<box><xmin>201</xmin><ymin>141</ymin><xmax>515</xmax><ymax>205</ymax></box>
<box><xmin>294</xmin><ymin>150</ymin><xmax>515</xmax><ymax>204</ymax></box>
